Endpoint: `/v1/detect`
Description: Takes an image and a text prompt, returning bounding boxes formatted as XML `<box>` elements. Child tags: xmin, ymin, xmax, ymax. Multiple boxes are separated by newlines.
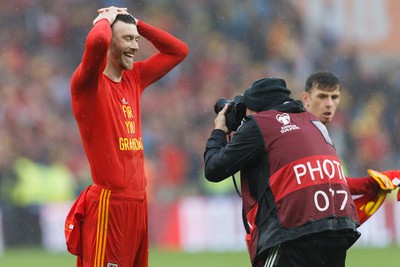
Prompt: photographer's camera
<box><xmin>214</xmin><ymin>95</ymin><xmax>246</xmax><ymax>133</ymax></box>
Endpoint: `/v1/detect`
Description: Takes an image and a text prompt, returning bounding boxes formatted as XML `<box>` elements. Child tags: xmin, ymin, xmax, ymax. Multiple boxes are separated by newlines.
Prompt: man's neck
<box><xmin>104</xmin><ymin>64</ymin><xmax>123</xmax><ymax>82</ymax></box>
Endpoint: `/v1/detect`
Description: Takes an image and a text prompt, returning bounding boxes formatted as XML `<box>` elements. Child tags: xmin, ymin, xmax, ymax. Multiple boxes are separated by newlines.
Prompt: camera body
<box><xmin>214</xmin><ymin>95</ymin><xmax>246</xmax><ymax>133</ymax></box>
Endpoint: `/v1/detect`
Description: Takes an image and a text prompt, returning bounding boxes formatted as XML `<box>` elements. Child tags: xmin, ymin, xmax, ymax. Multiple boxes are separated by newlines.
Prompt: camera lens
<box><xmin>214</xmin><ymin>97</ymin><xmax>230</xmax><ymax>114</ymax></box>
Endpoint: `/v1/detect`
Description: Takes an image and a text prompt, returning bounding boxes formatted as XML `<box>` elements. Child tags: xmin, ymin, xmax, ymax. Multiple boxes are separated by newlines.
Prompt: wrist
<box><xmin>215</xmin><ymin>124</ymin><xmax>228</xmax><ymax>133</ymax></box>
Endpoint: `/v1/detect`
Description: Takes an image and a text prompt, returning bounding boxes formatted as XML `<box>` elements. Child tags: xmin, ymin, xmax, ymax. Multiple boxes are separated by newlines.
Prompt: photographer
<box><xmin>204</xmin><ymin>78</ymin><xmax>360</xmax><ymax>267</ymax></box>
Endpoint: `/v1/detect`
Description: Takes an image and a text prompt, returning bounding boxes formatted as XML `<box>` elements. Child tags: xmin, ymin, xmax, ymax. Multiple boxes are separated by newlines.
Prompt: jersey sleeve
<box><xmin>134</xmin><ymin>20</ymin><xmax>188</xmax><ymax>90</ymax></box>
<box><xmin>71</xmin><ymin>19</ymin><xmax>111</xmax><ymax>96</ymax></box>
<box><xmin>346</xmin><ymin>176</ymin><xmax>380</xmax><ymax>195</ymax></box>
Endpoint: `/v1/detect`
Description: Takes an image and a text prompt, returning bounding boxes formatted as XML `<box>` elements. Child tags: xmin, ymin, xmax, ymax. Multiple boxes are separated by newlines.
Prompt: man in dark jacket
<box><xmin>204</xmin><ymin>77</ymin><xmax>360</xmax><ymax>267</ymax></box>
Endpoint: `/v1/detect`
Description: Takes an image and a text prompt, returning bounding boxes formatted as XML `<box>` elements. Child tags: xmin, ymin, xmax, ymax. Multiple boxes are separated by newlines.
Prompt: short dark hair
<box><xmin>305</xmin><ymin>71</ymin><xmax>340</xmax><ymax>92</ymax></box>
<box><xmin>112</xmin><ymin>14</ymin><xmax>136</xmax><ymax>27</ymax></box>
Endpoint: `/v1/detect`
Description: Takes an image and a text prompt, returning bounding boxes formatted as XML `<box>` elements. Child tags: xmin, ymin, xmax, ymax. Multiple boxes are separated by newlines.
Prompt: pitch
<box><xmin>0</xmin><ymin>246</ymin><xmax>398</xmax><ymax>267</ymax></box>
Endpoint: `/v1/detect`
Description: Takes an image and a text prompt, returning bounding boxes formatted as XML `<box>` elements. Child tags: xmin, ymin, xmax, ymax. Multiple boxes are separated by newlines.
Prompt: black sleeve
<box><xmin>204</xmin><ymin>118</ymin><xmax>265</xmax><ymax>182</ymax></box>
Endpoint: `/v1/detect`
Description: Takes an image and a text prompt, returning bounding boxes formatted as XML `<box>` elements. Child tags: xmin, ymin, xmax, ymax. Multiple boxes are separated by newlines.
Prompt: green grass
<box><xmin>0</xmin><ymin>246</ymin><xmax>398</xmax><ymax>267</ymax></box>
<box><xmin>150</xmin><ymin>249</ymin><xmax>250</xmax><ymax>266</ymax></box>
<box><xmin>346</xmin><ymin>246</ymin><xmax>400</xmax><ymax>267</ymax></box>
<box><xmin>0</xmin><ymin>247</ymin><xmax>75</xmax><ymax>267</ymax></box>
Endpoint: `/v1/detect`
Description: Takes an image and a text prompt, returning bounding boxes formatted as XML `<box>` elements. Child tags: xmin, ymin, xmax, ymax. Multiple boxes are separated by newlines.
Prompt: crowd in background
<box><xmin>1</xmin><ymin>0</ymin><xmax>400</xmax><ymax>216</ymax></box>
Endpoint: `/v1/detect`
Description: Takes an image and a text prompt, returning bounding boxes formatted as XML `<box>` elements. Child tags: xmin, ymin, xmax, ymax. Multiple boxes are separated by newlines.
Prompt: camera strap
<box><xmin>231</xmin><ymin>173</ymin><xmax>242</xmax><ymax>197</ymax></box>
<box><xmin>227</xmin><ymin>134</ymin><xmax>242</xmax><ymax>198</ymax></box>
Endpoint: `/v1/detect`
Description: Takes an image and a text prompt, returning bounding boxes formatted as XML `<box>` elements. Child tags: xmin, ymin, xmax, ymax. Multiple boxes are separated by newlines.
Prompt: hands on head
<box><xmin>97</xmin><ymin>6</ymin><xmax>128</xmax><ymax>14</ymax></box>
<box><xmin>93</xmin><ymin>6</ymin><xmax>137</xmax><ymax>26</ymax></box>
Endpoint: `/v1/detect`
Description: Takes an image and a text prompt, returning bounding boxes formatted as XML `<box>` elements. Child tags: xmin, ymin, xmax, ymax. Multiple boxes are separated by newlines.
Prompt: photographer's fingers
<box><xmin>215</xmin><ymin>104</ymin><xmax>229</xmax><ymax>133</ymax></box>
<box><xmin>218</xmin><ymin>104</ymin><xmax>229</xmax><ymax>115</ymax></box>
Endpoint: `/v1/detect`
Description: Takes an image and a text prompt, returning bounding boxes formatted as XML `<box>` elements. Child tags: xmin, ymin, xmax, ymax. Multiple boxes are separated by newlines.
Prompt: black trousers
<box><xmin>261</xmin><ymin>230</ymin><xmax>359</xmax><ymax>267</ymax></box>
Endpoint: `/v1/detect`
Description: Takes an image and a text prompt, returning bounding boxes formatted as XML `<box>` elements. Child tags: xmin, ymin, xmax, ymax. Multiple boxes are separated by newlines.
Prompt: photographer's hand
<box><xmin>214</xmin><ymin>104</ymin><xmax>229</xmax><ymax>134</ymax></box>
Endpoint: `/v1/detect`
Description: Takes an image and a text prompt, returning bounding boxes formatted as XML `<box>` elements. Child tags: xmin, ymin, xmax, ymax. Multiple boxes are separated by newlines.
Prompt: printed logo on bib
<box><xmin>270</xmin><ymin>155</ymin><xmax>347</xmax><ymax>202</ymax></box>
<box><xmin>276</xmin><ymin>113</ymin><xmax>300</xmax><ymax>133</ymax></box>
<box><xmin>276</xmin><ymin>113</ymin><xmax>291</xmax><ymax>125</ymax></box>
<box><xmin>269</xmin><ymin>155</ymin><xmax>356</xmax><ymax>228</ymax></box>
<box><xmin>107</xmin><ymin>263</ymin><xmax>119</xmax><ymax>267</ymax></box>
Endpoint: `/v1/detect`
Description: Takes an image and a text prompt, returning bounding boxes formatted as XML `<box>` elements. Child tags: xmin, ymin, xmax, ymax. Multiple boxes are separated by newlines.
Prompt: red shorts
<box><xmin>65</xmin><ymin>185</ymin><xmax>148</xmax><ymax>267</ymax></box>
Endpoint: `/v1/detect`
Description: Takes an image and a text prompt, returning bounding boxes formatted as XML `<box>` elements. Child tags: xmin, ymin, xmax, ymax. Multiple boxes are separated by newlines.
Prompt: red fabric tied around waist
<box><xmin>64</xmin><ymin>186</ymin><xmax>90</xmax><ymax>256</ymax></box>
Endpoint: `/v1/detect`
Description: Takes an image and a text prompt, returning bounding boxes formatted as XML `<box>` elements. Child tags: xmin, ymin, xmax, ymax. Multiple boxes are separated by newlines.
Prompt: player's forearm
<box><xmin>73</xmin><ymin>19</ymin><xmax>110</xmax><ymax>90</ymax></box>
<box><xmin>82</xmin><ymin>19</ymin><xmax>110</xmax><ymax>68</ymax></box>
<box><xmin>346</xmin><ymin>176</ymin><xmax>380</xmax><ymax>195</ymax></box>
<box><xmin>137</xmin><ymin>20</ymin><xmax>188</xmax><ymax>58</ymax></box>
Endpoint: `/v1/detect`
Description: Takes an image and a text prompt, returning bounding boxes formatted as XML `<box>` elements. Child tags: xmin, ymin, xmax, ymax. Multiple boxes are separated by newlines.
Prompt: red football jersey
<box><xmin>71</xmin><ymin>19</ymin><xmax>188</xmax><ymax>194</ymax></box>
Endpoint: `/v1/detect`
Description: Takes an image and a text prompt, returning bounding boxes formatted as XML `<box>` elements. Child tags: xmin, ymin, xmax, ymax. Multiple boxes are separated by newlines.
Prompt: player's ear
<box><xmin>301</xmin><ymin>91</ymin><xmax>309</xmax><ymax>103</ymax></box>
